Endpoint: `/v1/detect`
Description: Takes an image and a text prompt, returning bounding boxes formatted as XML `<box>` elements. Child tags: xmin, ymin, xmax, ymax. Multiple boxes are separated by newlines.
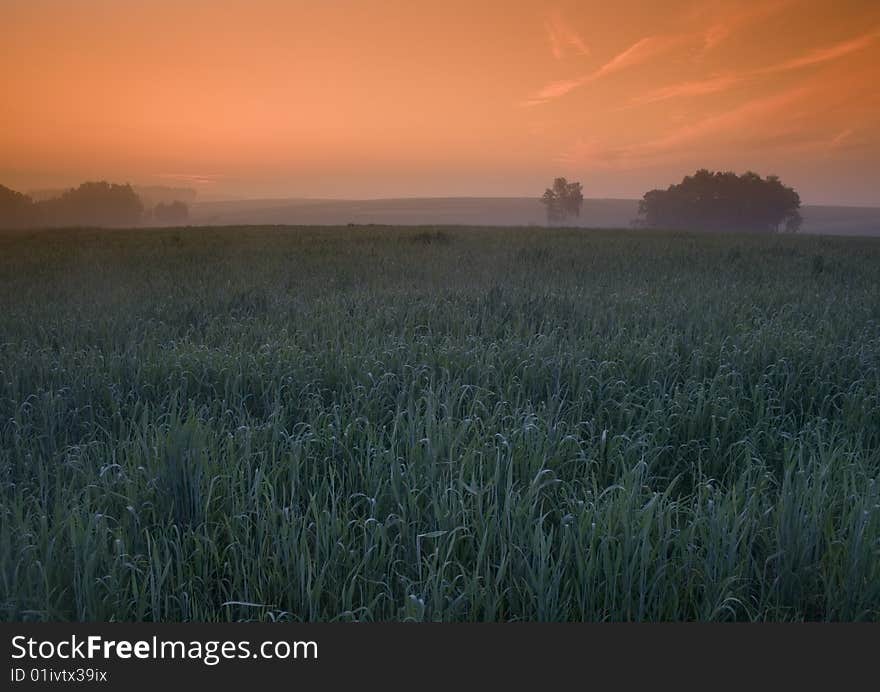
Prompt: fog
<box><xmin>183</xmin><ymin>196</ymin><xmax>880</xmax><ymax>236</ymax></box>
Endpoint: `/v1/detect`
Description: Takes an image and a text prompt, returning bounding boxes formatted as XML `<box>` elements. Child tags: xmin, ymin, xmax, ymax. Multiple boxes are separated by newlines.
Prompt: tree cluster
<box><xmin>37</xmin><ymin>182</ymin><xmax>143</xmax><ymax>227</ymax></box>
<box><xmin>0</xmin><ymin>182</ymin><xmax>190</xmax><ymax>228</ymax></box>
<box><xmin>638</xmin><ymin>169</ymin><xmax>802</xmax><ymax>233</ymax></box>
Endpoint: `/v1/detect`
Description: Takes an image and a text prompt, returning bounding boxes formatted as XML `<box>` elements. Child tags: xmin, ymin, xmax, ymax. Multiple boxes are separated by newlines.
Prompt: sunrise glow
<box><xmin>3</xmin><ymin>0</ymin><xmax>880</xmax><ymax>203</ymax></box>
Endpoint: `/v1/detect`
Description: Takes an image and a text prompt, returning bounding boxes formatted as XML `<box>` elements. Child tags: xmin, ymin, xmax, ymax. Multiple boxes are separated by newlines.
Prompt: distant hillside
<box><xmin>795</xmin><ymin>205</ymin><xmax>880</xmax><ymax>236</ymax></box>
<box><xmin>190</xmin><ymin>197</ymin><xmax>880</xmax><ymax>236</ymax></box>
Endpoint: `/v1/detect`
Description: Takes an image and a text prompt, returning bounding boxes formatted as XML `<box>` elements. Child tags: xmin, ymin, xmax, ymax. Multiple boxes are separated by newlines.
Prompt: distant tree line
<box><xmin>0</xmin><ymin>181</ymin><xmax>191</xmax><ymax>228</ymax></box>
<box><xmin>540</xmin><ymin>170</ymin><xmax>802</xmax><ymax>232</ymax></box>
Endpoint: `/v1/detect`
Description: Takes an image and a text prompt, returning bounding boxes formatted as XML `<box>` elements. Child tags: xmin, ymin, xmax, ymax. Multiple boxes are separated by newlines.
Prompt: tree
<box><xmin>38</xmin><ymin>181</ymin><xmax>143</xmax><ymax>227</ymax></box>
<box><xmin>638</xmin><ymin>169</ymin><xmax>801</xmax><ymax>233</ymax></box>
<box><xmin>540</xmin><ymin>177</ymin><xmax>584</xmax><ymax>225</ymax></box>
<box><xmin>153</xmin><ymin>200</ymin><xmax>189</xmax><ymax>225</ymax></box>
<box><xmin>0</xmin><ymin>185</ymin><xmax>35</xmax><ymax>228</ymax></box>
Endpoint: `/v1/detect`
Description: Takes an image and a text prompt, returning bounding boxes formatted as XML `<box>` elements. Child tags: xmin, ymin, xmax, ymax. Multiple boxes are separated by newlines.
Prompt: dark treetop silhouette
<box><xmin>0</xmin><ymin>185</ymin><xmax>35</xmax><ymax>228</ymax></box>
<box><xmin>38</xmin><ymin>182</ymin><xmax>143</xmax><ymax>227</ymax></box>
<box><xmin>638</xmin><ymin>169</ymin><xmax>802</xmax><ymax>233</ymax></box>
<box><xmin>541</xmin><ymin>177</ymin><xmax>584</xmax><ymax>225</ymax></box>
<box><xmin>0</xmin><ymin>181</ymin><xmax>146</xmax><ymax>228</ymax></box>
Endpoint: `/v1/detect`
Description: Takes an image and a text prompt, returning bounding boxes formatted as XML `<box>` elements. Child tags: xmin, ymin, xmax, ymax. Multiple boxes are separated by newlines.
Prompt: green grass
<box><xmin>1</xmin><ymin>225</ymin><xmax>879</xmax><ymax>621</ymax></box>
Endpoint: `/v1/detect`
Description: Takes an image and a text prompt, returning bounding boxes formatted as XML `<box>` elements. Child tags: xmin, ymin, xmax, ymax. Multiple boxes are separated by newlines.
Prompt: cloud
<box><xmin>700</xmin><ymin>0</ymin><xmax>794</xmax><ymax>51</ymax></box>
<box><xmin>155</xmin><ymin>173</ymin><xmax>224</xmax><ymax>186</ymax></box>
<box><xmin>525</xmin><ymin>78</ymin><xmax>587</xmax><ymax>104</ymax></box>
<box><xmin>829</xmin><ymin>128</ymin><xmax>855</xmax><ymax>148</ymax></box>
<box><xmin>523</xmin><ymin>34</ymin><xmax>683</xmax><ymax>106</ymax></box>
<box><xmin>591</xmin><ymin>35</ymin><xmax>683</xmax><ymax>80</ymax></box>
<box><xmin>557</xmin><ymin>86</ymin><xmax>823</xmax><ymax>168</ymax></box>
<box><xmin>758</xmin><ymin>29</ymin><xmax>880</xmax><ymax>73</ymax></box>
<box><xmin>628</xmin><ymin>74</ymin><xmax>742</xmax><ymax>106</ymax></box>
<box><xmin>544</xmin><ymin>10</ymin><xmax>590</xmax><ymax>60</ymax></box>
<box><xmin>627</xmin><ymin>28</ymin><xmax>880</xmax><ymax>107</ymax></box>
<box><xmin>525</xmin><ymin>9</ymin><xmax>879</xmax><ymax>108</ymax></box>
<box><xmin>643</xmin><ymin>86</ymin><xmax>813</xmax><ymax>153</ymax></box>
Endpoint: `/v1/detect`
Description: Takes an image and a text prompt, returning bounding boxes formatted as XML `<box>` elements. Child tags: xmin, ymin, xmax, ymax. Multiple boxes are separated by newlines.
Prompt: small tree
<box><xmin>540</xmin><ymin>177</ymin><xmax>583</xmax><ymax>225</ymax></box>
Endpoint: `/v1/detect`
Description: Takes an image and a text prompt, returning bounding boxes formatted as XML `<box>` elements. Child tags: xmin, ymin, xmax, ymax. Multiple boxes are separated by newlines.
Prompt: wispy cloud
<box><xmin>700</xmin><ymin>0</ymin><xmax>794</xmax><ymax>51</ymax></box>
<box><xmin>557</xmin><ymin>86</ymin><xmax>820</xmax><ymax>167</ymax></box>
<box><xmin>829</xmin><ymin>128</ymin><xmax>855</xmax><ymax>148</ymax></box>
<box><xmin>758</xmin><ymin>29</ymin><xmax>880</xmax><ymax>73</ymax></box>
<box><xmin>628</xmin><ymin>74</ymin><xmax>742</xmax><ymax>106</ymax></box>
<box><xmin>544</xmin><ymin>10</ymin><xmax>590</xmax><ymax>60</ymax></box>
<box><xmin>642</xmin><ymin>86</ymin><xmax>813</xmax><ymax>154</ymax></box>
<box><xmin>523</xmin><ymin>34</ymin><xmax>683</xmax><ymax>106</ymax></box>
<box><xmin>627</xmin><ymin>28</ymin><xmax>880</xmax><ymax>107</ymax></box>
<box><xmin>525</xmin><ymin>3</ymin><xmax>873</xmax><ymax>108</ymax></box>
<box><xmin>155</xmin><ymin>173</ymin><xmax>224</xmax><ymax>186</ymax></box>
<box><xmin>591</xmin><ymin>35</ymin><xmax>681</xmax><ymax>79</ymax></box>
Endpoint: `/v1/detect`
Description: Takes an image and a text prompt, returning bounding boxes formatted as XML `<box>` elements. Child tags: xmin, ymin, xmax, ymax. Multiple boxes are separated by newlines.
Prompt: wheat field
<box><xmin>1</xmin><ymin>226</ymin><xmax>878</xmax><ymax>621</ymax></box>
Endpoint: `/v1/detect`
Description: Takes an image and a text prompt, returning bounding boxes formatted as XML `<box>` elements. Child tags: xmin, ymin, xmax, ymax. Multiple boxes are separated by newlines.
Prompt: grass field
<box><xmin>1</xmin><ymin>225</ymin><xmax>879</xmax><ymax>621</ymax></box>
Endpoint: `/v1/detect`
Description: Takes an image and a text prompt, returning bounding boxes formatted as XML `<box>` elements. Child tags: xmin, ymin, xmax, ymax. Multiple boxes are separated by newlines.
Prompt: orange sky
<box><xmin>3</xmin><ymin>0</ymin><xmax>880</xmax><ymax>204</ymax></box>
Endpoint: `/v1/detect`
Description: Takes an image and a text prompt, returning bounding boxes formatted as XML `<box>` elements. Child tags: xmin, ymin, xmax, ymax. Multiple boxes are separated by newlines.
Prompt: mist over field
<box><xmin>188</xmin><ymin>197</ymin><xmax>880</xmax><ymax>236</ymax></box>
